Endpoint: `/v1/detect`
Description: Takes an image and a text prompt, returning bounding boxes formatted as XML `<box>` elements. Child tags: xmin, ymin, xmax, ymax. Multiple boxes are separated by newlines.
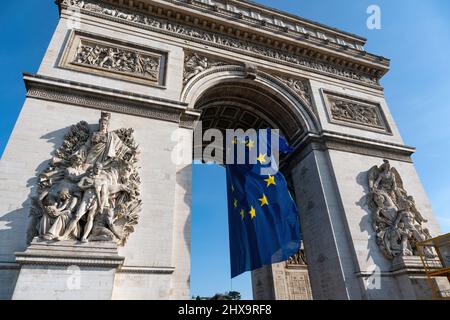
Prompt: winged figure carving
<box><xmin>366</xmin><ymin>160</ymin><xmax>434</xmax><ymax>259</ymax></box>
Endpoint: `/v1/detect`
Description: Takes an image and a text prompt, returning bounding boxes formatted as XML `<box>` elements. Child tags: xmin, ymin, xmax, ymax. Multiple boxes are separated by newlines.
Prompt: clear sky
<box><xmin>1</xmin><ymin>1</ymin><xmax>450</xmax><ymax>300</ymax></box>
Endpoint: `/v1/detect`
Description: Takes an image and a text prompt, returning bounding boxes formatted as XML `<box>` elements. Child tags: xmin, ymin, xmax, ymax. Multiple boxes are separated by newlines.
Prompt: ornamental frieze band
<box><xmin>61</xmin><ymin>0</ymin><xmax>381</xmax><ymax>87</ymax></box>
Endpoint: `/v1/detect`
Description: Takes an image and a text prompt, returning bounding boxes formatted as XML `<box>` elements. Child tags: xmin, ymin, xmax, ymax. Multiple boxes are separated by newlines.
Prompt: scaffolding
<box><xmin>417</xmin><ymin>233</ymin><xmax>450</xmax><ymax>299</ymax></box>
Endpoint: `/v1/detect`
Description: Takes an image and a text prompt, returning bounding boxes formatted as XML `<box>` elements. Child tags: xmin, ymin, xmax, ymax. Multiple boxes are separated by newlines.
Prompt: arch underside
<box><xmin>192</xmin><ymin>80</ymin><xmax>309</xmax><ymax>161</ymax></box>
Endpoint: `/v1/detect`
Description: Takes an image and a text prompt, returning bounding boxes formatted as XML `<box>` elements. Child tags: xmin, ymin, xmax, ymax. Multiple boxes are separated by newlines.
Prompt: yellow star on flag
<box><xmin>249</xmin><ymin>206</ymin><xmax>256</xmax><ymax>220</ymax></box>
<box><xmin>240</xmin><ymin>209</ymin><xmax>245</xmax><ymax>220</ymax></box>
<box><xmin>264</xmin><ymin>175</ymin><xmax>276</xmax><ymax>187</ymax></box>
<box><xmin>257</xmin><ymin>153</ymin><xmax>267</xmax><ymax>164</ymax></box>
<box><xmin>259</xmin><ymin>194</ymin><xmax>269</xmax><ymax>207</ymax></box>
<box><xmin>246</xmin><ymin>139</ymin><xmax>255</xmax><ymax>150</ymax></box>
<box><xmin>234</xmin><ymin>198</ymin><xmax>238</xmax><ymax>208</ymax></box>
<box><xmin>232</xmin><ymin>137</ymin><xmax>238</xmax><ymax>145</ymax></box>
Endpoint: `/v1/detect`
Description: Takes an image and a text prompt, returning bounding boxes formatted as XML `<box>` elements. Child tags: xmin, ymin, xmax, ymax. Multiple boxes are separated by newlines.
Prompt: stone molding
<box><xmin>173</xmin><ymin>0</ymin><xmax>367</xmax><ymax>50</ymax></box>
<box><xmin>59</xmin><ymin>0</ymin><xmax>386</xmax><ymax>89</ymax></box>
<box><xmin>15</xmin><ymin>240</ymin><xmax>125</xmax><ymax>268</ymax></box>
<box><xmin>284</xmin><ymin>131</ymin><xmax>416</xmax><ymax>174</ymax></box>
<box><xmin>73</xmin><ymin>0</ymin><xmax>390</xmax><ymax>69</ymax></box>
<box><xmin>15</xmin><ymin>255</ymin><xmax>124</xmax><ymax>267</ymax></box>
<box><xmin>118</xmin><ymin>266</ymin><xmax>175</xmax><ymax>274</ymax></box>
<box><xmin>24</xmin><ymin>73</ymin><xmax>200</xmax><ymax>129</ymax></box>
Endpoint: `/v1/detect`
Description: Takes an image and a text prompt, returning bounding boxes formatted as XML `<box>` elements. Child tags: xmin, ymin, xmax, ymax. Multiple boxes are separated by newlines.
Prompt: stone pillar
<box><xmin>13</xmin><ymin>240</ymin><xmax>124</xmax><ymax>300</ymax></box>
<box><xmin>288</xmin><ymin>140</ymin><xmax>447</xmax><ymax>300</ymax></box>
<box><xmin>289</xmin><ymin>147</ymin><xmax>364</xmax><ymax>300</ymax></box>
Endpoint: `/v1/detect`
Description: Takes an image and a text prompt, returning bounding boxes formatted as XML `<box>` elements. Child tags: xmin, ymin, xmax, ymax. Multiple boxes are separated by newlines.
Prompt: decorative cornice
<box><xmin>283</xmin><ymin>131</ymin><xmax>416</xmax><ymax>173</ymax></box>
<box><xmin>176</xmin><ymin>0</ymin><xmax>367</xmax><ymax>47</ymax></box>
<box><xmin>23</xmin><ymin>73</ymin><xmax>200</xmax><ymax>129</ymax></box>
<box><xmin>134</xmin><ymin>0</ymin><xmax>389</xmax><ymax>68</ymax></box>
<box><xmin>15</xmin><ymin>240</ymin><xmax>125</xmax><ymax>268</ymax></box>
<box><xmin>118</xmin><ymin>265</ymin><xmax>175</xmax><ymax>274</ymax></box>
<box><xmin>15</xmin><ymin>254</ymin><xmax>125</xmax><ymax>267</ymax></box>
<box><xmin>59</xmin><ymin>0</ymin><xmax>387</xmax><ymax>89</ymax></box>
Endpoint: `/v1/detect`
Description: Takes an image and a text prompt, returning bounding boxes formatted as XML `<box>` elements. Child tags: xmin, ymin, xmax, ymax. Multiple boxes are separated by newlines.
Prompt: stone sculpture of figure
<box><xmin>41</xmin><ymin>188</ymin><xmax>79</xmax><ymax>241</ymax></box>
<box><xmin>288</xmin><ymin>250</ymin><xmax>307</xmax><ymax>265</ymax></box>
<box><xmin>183</xmin><ymin>53</ymin><xmax>226</xmax><ymax>84</ymax></box>
<box><xmin>77</xmin><ymin>112</ymin><xmax>131</xmax><ymax>166</ymax></box>
<box><xmin>396</xmin><ymin>222</ymin><xmax>413</xmax><ymax>256</ymax></box>
<box><xmin>38</xmin><ymin>188</ymin><xmax>78</xmax><ymax>240</ymax></box>
<box><xmin>28</xmin><ymin>112</ymin><xmax>141</xmax><ymax>246</ymax></box>
<box><xmin>367</xmin><ymin>160</ymin><xmax>434</xmax><ymax>260</ymax></box>
<box><xmin>64</xmin><ymin>154</ymin><xmax>86</xmax><ymax>182</ymax></box>
<box><xmin>99</xmin><ymin>48</ymin><xmax>117</xmax><ymax>68</ymax></box>
<box><xmin>395</xmin><ymin>195</ymin><xmax>434</xmax><ymax>257</ymax></box>
<box><xmin>371</xmin><ymin>159</ymin><xmax>405</xmax><ymax>204</ymax></box>
<box><xmin>89</xmin><ymin>207</ymin><xmax>123</xmax><ymax>242</ymax></box>
<box><xmin>57</xmin><ymin>162</ymin><xmax>108</xmax><ymax>243</ymax></box>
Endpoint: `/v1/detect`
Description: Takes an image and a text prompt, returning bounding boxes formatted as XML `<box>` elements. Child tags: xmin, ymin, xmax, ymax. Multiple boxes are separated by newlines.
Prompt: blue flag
<box><xmin>226</xmin><ymin>130</ymin><xmax>301</xmax><ymax>278</ymax></box>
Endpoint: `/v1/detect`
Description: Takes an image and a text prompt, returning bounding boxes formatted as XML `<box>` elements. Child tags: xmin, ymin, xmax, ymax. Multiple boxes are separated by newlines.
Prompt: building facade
<box><xmin>0</xmin><ymin>0</ymin><xmax>446</xmax><ymax>300</ymax></box>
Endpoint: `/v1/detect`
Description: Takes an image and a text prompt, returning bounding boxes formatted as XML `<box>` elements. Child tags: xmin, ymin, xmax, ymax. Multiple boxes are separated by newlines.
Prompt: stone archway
<box><xmin>182</xmin><ymin>65</ymin><xmax>319</xmax><ymax>141</ymax></box>
<box><xmin>184</xmin><ymin>66</ymin><xmax>317</xmax><ymax>299</ymax></box>
<box><xmin>0</xmin><ymin>0</ymin><xmax>445</xmax><ymax>301</ymax></box>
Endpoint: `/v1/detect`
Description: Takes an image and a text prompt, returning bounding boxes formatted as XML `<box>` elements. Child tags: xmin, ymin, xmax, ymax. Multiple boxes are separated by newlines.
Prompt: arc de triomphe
<box><xmin>0</xmin><ymin>0</ymin><xmax>446</xmax><ymax>300</ymax></box>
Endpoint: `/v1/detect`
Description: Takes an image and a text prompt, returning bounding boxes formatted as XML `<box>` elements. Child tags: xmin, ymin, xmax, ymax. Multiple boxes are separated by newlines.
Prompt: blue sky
<box><xmin>1</xmin><ymin>1</ymin><xmax>450</xmax><ymax>300</ymax></box>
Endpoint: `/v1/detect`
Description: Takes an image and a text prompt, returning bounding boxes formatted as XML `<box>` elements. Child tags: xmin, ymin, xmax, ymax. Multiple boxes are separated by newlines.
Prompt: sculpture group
<box><xmin>367</xmin><ymin>160</ymin><xmax>434</xmax><ymax>259</ymax></box>
<box><xmin>27</xmin><ymin>112</ymin><xmax>142</xmax><ymax>246</ymax></box>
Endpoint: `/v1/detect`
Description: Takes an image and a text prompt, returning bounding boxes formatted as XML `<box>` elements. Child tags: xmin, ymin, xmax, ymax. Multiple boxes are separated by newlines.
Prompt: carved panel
<box><xmin>285</xmin><ymin>270</ymin><xmax>313</xmax><ymax>300</ymax></box>
<box><xmin>322</xmin><ymin>90</ymin><xmax>391</xmax><ymax>134</ymax></box>
<box><xmin>60</xmin><ymin>30</ymin><xmax>167</xmax><ymax>86</ymax></box>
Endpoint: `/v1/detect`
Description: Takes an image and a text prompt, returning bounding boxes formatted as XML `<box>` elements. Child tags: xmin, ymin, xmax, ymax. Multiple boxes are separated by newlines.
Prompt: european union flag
<box><xmin>226</xmin><ymin>129</ymin><xmax>301</xmax><ymax>278</ymax></box>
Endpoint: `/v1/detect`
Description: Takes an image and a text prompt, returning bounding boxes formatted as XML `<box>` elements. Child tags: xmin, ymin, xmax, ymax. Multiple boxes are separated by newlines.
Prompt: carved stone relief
<box><xmin>60</xmin><ymin>0</ymin><xmax>380</xmax><ymax>87</ymax></box>
<box><xmin>74</xmin><ymin>40</ymin><xmax>161</xmax><ymax>81</ymax></box>
<box><xmin>27</xmin><ymin>112</ymin><xmax>142</xmax><ymax>247</ymax></box>
<box><xmin>183</xmin><ymin>52</ymin><xmax>228</xmax><ymax>84</ymax></box>
<box><xmin>323</xmin><ymin>90</ymin><xmax>390</xmax><ymax>133</ymax></box>
<box><xmin>287</xmin><ymin>249</ymin><xmax>307</xmax><ymax>266</ymax></box>
<box><xmin>367</xmin><ymin>160</ymin><xmax>434</xmax><ymax>260</ymax></box>
<box><xmin>60</xmin><ymin>30</ymin><xmax>166</xmax><ymax>86</ymax></box>
<box><xmin>275</xmin><ymin>76</ymin><xmax>314</xmax><ymax>114</ymax></box>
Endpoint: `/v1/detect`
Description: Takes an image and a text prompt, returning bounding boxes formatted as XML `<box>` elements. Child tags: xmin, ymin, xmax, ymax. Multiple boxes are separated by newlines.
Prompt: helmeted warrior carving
<box><xmin>367</xmin><ymin>160</ymin><xmax>434</xmax><ymax>259</ymax></box>
<box><xmin>27</xmin><ymin>112</ymin><xmax>142</xmax><ymax>246</ymax></box>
